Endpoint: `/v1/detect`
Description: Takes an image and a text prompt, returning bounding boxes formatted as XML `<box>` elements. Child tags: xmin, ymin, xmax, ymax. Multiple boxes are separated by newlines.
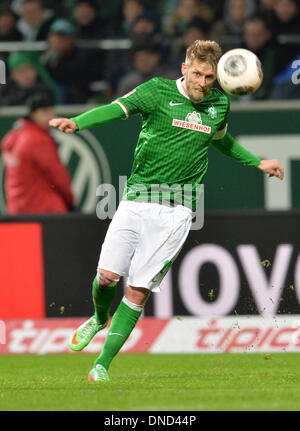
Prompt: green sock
<box><xmin>92</xmin><ymin>276</ymin><xmax>118</xmax><ymax>325</ymax></box>
<box><xmin>94</xmin><ymin>299</ymin><xmax>142</xmax><ymax>370</ymax></box>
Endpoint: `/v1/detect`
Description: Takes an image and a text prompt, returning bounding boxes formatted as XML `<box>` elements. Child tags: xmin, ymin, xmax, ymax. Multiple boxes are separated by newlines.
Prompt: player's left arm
<box><xmin>256</xmin><ymin>159</ymin><xmax>284</xmax><ymax>180</ymax></box>
<box><xmin>212</xmin><ymin>131</ymin><xmax>284</xmax><ymax>180</ymax></box>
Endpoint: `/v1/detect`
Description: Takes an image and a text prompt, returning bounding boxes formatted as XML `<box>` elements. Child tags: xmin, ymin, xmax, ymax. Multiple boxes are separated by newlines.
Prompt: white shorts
<box><xmin>98</xmin><ymin>200</ymin><xmax>192</xmax><ymax>292</ymax></box>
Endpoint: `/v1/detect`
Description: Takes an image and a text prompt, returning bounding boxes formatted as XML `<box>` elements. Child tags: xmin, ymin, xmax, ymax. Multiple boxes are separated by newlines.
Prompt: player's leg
<box><xmin>89</xmin><ymin>203</ymin><xmax>193</xmax><ymax>382</ymax></box>
<box><xmin>69</xmin><ymin>269</ymin><xmax>120</xmax><ymax>352</ymax></box>
<box><xmin>88</xmin><ymin>285</ymin><xmax>150</xmax><ymax>381</ymax></box>
<box><xmin>92</xmin><ymin>269</ymin><xmax>120</xmax><ymax>326</ymax></box>
<box><xmin>70</xmin><ymin>201</ymin><xmax>140</xmax><ymax>353</ymax></box>
<box><xmin>128</xmin><ymin>203</ymin><xmax>193</xmax><ymax>293</ymax></box>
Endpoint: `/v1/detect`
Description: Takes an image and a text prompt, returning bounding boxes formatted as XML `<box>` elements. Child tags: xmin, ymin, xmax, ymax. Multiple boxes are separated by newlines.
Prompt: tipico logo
<box><xmin>0</xmin><ymin>129</ymin><xmax>111</xmax><ymax>214</ymax></box>
<box><xmin>0</xmin><ymin>156</ymin><xmax>6</xmax><ymax>214</ymax></box>
<box><xmin>0</xmin><ymin>320</ymin><xmax>5</xmax><ymax>344</ymax></box>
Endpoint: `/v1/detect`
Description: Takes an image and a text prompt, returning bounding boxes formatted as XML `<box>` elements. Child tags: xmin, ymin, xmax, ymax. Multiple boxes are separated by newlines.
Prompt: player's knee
<box><xmin>126</xmin><ymin>285</ymin><xmax>150</xmax><ymax>306</ymax></box>
<box><xmin>97</xmin><ymin>269</ymin><xmax>120</xmax><ymax>287</ymax></box>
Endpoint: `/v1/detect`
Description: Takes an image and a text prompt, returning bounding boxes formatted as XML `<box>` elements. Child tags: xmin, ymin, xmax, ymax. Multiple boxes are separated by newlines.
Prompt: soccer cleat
<box><xmin>88</xmin><ymin>364</ymin><xmax>110</xmax><ymax>382</ymax></box>
<box><xmin>69</xmin><ymin>315</ymin><xmax>108</xmax><ymax>351</ymax></box>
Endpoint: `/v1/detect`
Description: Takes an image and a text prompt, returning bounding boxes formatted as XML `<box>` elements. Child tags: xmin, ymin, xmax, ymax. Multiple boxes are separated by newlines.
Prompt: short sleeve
<box><xmin>219</xmin><ymin>95</ymin><xmax>230</xmax><ymax>129</ymax></box>
<box><xmin>114</xmin><ymin>78</ymin><xmax>160</xmax><ymax>117</ymax></box>
<box><xmin>212</xmin><ymin>124</ymin><xmax>228</xmax><ymax>140</ymax></box>
<box><xmin>212</xmin><ymin>95</ymin><xmax>230</xmax><ymax>140</ymax></box>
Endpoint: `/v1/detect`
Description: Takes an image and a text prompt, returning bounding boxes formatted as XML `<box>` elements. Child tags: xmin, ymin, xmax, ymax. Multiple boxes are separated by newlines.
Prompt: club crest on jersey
<box><xmin>208</xmin><ymin>105</ymin><xmax>217</xmax><ymax>119</ymax></box>
<box><xmin>172</xmin><ymin>111</ymin><xmax>211</xmax><ymax>134</ymax></box>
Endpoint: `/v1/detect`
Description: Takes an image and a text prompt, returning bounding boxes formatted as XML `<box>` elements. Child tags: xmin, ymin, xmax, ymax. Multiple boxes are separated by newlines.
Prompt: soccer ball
<box><xmin>217</xmin><ymin>48</ymin><xmax>263</xmax><ymax>97</ymax></box>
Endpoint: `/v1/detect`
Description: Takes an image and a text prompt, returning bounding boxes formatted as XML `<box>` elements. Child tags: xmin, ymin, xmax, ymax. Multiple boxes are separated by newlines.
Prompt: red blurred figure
<box><xmin>1</xmin><ymin>94</ymin><xmax>74</xmax><ymax>214</ymax></box>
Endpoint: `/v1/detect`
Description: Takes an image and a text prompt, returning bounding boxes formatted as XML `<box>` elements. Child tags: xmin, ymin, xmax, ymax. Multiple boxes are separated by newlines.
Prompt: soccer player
<box><xmin>49</xmin><ymin>40</ymin><xmax>284</xmax><ymax>382</ymax></box>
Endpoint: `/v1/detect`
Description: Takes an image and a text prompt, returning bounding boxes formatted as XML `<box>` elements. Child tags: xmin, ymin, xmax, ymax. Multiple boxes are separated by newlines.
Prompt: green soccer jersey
<box><xmin>70</xmin><ymin>76</ymin><xmax>261</xmax><ymax>212</ymax></box>
<box><xmin>115</xmin><ymin>77</ymin><xmax>230</xmax><ymax>211</ymax></box>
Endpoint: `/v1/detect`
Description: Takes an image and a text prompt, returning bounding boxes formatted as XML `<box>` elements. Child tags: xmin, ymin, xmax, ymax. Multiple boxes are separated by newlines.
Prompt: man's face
<box><xmin>183</xmin><ymin>28</ymin><xmax>206</xmax><ymax>49</ymax></box>
<box><xmin>181</xmin><ymin>60</ymin><xmax>216</xmax><ymax>102</ymax></box>
<box><xmin>123</xmin><ymin>0</ymin><xmax>143</xmax><ymax>23</ymax></box>
<box><xmin>244</xmin><ymin>20</ymin><xmax>270</xmax><ymax>51</ymax></box>
<box><xmin>274</xmin><ymin>0</ymin><xmax>297</xmax><ymax>22</ymax></box>
<box><xmin>230</xmin><ymin>0</ymin><xmax>247</xmax><ymax>25</ymax></box>
<box><xmin>11</xmin><ymin>64</ymin><xmax>37</xmax><ymax>88</ymax></box>
<box><xmin>21</xmin><ymin>1</ymin><xmax>44</xmax><ymax>28</ymax></box>
<box><xmin>178</xmin><ymin>0</ymin><xmax>199</xmax><ymax>23</ymax></box>
<box><xmin>0</xmin><ymin>12</ymin><xmax>16</xmax><ymax>35</ymax></box>
<box><xmin>134</xmin><ymin>50</ymin><xmax>160</xmax><ymax>75</ymax></box>
<box><xmin>133</xmin><ymin>17</ymin><xmax>155</xmax><ymax>35</ymax></box>
<box><xmin>48</xmin><ymin>33</ymin><xmax>74</xmax><ymax>54</ymax></box>
<box><xmin>76</xmin><ymin>3</ymin><xmax>96</xmax><ymax>26</ymax></box>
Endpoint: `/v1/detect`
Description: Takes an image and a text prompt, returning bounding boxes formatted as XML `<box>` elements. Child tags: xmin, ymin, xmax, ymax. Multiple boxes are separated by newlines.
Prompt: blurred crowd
<box><xmin>0</xmin><ymin>0</ymin><xmax>300</xmax><ymax>105</ymax></box>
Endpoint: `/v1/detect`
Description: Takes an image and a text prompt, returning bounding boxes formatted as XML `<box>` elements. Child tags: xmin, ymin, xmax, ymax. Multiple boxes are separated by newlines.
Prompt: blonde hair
<box><xmin>185</xmin><ymin>40</ymin><xmax>222</xmax><ymax>70</ymax></box>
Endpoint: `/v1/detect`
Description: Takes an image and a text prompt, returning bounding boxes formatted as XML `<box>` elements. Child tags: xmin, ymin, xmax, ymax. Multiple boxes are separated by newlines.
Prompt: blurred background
<box><xmin>0</xmin><ymin>0</ymin><xmax>300</xmax><ymax>355</ymax></box>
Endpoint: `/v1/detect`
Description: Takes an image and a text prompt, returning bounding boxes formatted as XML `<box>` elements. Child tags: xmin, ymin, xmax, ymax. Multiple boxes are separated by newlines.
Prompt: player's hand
<box><xmin>49</xmin><ymin>118</ymin><xmax>78</xmax><ymax>133</ymax></box>
<box><xmin>257</xmin><ymin>159</ymin><xmax>284</xmax><ymax>180</ymax></box>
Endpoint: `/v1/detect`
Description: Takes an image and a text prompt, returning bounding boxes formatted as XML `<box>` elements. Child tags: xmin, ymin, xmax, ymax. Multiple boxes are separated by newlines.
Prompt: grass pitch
<box><xmin>0</xmin><ymin>353</ymin><xmax>300</xmax><ymax>411</ymax></box>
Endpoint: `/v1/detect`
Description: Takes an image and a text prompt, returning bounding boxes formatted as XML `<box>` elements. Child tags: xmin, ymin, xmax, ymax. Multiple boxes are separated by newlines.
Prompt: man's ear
<box><xmin>181</xmin><ymin>62</ymin><xmax>186</xmax><ymax>76</ymax></box>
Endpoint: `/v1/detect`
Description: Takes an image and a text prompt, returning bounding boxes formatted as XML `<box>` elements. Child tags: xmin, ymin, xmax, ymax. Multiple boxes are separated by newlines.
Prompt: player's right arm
<box><xmin>49</xmin><ymin>78</ymin><xmax>159</xmax><ymax>133</ymax></box>
<box><xmin>49</xmin><ymin>103</ymin><xmax>126</xmax><ymax>133</ymax></box>
<box><xmin>49</xmin><ymin>118</ymin><xmax>78</xmax><ymax>133</ymax></box>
